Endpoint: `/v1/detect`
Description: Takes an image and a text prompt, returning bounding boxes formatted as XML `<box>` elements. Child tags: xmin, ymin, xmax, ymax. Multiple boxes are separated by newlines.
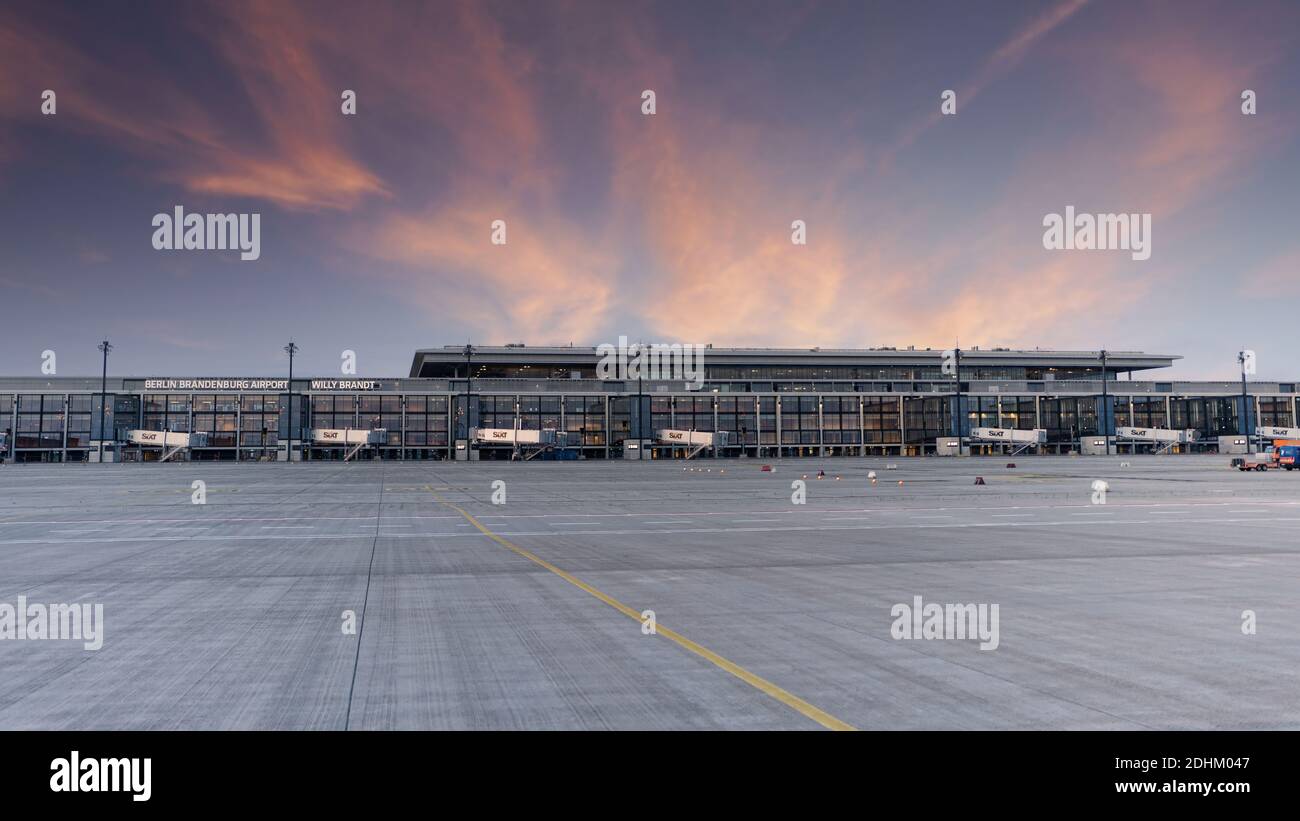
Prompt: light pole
<box><xmin>463</xmin><ymin>343</ymin><xmax>474</xmax><ymax>448</ymax></box>
<box><xmin>97</xmin><ymin>339</ymin><xmax>112</xmax><ymax>462</ymax></box>
<box><xmin>637</xmin><ymin>341</ymin><xmax>645</xmax><ymax>459</ymax></box>
<box><xmin>285</xmin><ymin>341</ymin><xmax>298</xmax><ymax>462</ymax></box>
<box><xmin>953</xmin><ymin>347</ymin><xmax>963</xmax><ymax>443</ymax></box>
<box><xmin>1238</xmin><ymin>350</ymin><xmax>1251</xmax><ymax>442</ymax></box>
<box><xmin>1100</xmin><ymin>349</ymin><xmax>1110</xmax><ymax>456</ymax></box>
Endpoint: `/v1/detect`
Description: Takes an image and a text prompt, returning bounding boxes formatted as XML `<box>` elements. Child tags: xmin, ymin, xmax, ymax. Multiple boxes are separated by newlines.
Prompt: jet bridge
<box><xmin>127</xmin><ymin>429</ymin><xmax>209</xmax><ymax>462</ymax></box>
<box><xmin>656</xmin><ymin>429</ymin><xmax>731</xmax><ymax>459</ymax></box>
<box><xmin>1115</xmin><ymin>426</ymin><xmax>1198</xmax><ymax>454</ymax></box>
<box><xmin>1254</xmin><ymin>426</ymin><xmax>1300</xmax><ymax>443</ymax></box>
<box><xmin>311</xmin><ymin>428</ymin><xmax>387</xmax><ymax>461</ymax></box>
<box><xmin>473</xmin><ymin>427</ymin><xmax>566</xmax><ymax>460</ymax></box>
<box><xmin>968</xmin><ymin>427</ymin><xmax>1047</xmax><ymax>456</ymax></box>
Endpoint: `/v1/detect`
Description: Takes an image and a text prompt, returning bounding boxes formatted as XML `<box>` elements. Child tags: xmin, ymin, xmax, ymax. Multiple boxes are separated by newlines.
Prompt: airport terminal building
<box><xmin>0</xmin><ymin>345</ymin><xmax>1293</xmax><ymax>462</ymax></box>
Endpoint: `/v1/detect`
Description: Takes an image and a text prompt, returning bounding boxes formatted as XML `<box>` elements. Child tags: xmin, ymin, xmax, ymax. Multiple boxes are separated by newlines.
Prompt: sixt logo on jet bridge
<box><xmin>1256</xmin><ymin>426</ymin><xmax>1300</xmax><ymax>440</ymax></box>
<box><xmin>969</xmin><ymin>427</ymin><xmax>1046</xmax><ymax>444</ymax></box>
<box><xmin>312</xmin><ymin>429</ymin><xmax>386</xmax><ymax>445</ymax></box>
<box><xmin>596</xmin><ymin>336</ymin><xmax>706</xmax><ymax>390</ymax></box>
<box><xmin>127</xmin><ymin>430</ymin><xmax>208</xmax><ymax>448</ymax></box>
<box><xmin>1115</xmin><ymin>426</ymin><xmax>1197</xmax><ymax>443</ymax></box>
<box><xmin>473</xmin><ymin>428</ymin><xmax>559</xmax><ymax>445</ymax></box>
<box><xmin>657</xmin><ymin>429</ymin><xmax>729</xmax><ymax>447</ymax></box>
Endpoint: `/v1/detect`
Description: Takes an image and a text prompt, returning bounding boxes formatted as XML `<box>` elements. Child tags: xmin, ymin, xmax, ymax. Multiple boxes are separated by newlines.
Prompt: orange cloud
<box><xmin>0</xmin><ymin>3</ymin><xmax>387</xmax><ymax>210</ymax></box>
<box><xmin>596</xmin><ymin>0</ymin><xmax>1294</xmax><ymax>354</ymax></box>
<box><xmin>338</xmin><ymin>1</ymin><xmax>618</xmax><ymax>342</ymax></box>
<box><xmin>3</xmin><ymin>0</ymin><xmax>1293</xmax><ymax>357</ymax></box>
<box><xmin>357</xmin><ymin>199</ymin><xmax>616</xmax><ymax>344</ymax></box>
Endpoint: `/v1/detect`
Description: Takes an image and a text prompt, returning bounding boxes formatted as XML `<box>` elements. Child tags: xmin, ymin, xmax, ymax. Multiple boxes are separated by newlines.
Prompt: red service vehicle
<box><xmin>1232</xmin><ymin>454</ymin><xmax>1272</xmax><ymax>471</ymax></box>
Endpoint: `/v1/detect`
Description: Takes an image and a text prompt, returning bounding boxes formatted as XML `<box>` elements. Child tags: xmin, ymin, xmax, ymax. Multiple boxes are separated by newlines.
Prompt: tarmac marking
<box><xmin>4</xmin><ymin>500</ymin><xmax>1300</xmax><ymax>529</ymax></box>
<box><xmin>11</xmin><ymin>515</ymin><xmax>1300</xmax><ymax>546</ymax></box>
<box><xmin>425</xmin><ymin>486</ymin><xmax>856</xmax><ymax>732</ymax></box>
<box><xmin>0</xmin><ymin>515</ymin><xmax>463</xmax><ymax>526</ymax></box>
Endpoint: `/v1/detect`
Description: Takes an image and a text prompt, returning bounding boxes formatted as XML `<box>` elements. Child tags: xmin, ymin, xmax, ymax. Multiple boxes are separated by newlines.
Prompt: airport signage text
<box><xmin>310</xmin><ymin>380</ymin><xmax>380</xmax><ymax>391</ymax></box>
<box><xmin>143</xmin><ymin>379</ymin><xmax>288</xmax><ymax>391</ymax></box>
<box><xmin>138</xmin><ymin>379</ymin><xmax>386</xmax><ymax>391</ymax></box>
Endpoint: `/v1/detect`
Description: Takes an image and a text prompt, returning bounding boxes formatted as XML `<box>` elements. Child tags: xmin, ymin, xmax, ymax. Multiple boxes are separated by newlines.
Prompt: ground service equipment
<box><xmin>311</xmin><ymin>428</ymin><xmax>387</xmax><ymax>461</ymax></box>
<box><xmin>126</xmin><ymin>429</ymin><xmax>210</xmax><ymax>462</ymax></box>
<box><xmin>1115</xmin><ymin>426</ymin><xmax>1198</xmax><ymax>454</ymax></box>
<box><xmin>968</xmin><ymin>427</ymin><xmax>1047</xmax><ymax>456</ymax></box>
<box><xmin>472</xmin><ymin>427</ymin><xmax>565</xmax><ymax>460</ymax></box>
<box><xmin>656</xmin><ymin>429</ymin><xmax>731</xmax><ymax>459</ymax></box>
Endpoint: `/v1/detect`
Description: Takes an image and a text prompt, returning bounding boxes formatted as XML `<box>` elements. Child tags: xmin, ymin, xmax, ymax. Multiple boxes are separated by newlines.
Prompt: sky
<box><xmin>0</xmin><ymin>0</ymin><xmax>1297</xmax><ymax>380</ymax></box>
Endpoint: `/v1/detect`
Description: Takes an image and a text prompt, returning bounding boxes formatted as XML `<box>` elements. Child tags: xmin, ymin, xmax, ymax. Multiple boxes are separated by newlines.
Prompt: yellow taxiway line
<box><xmin>426</xmin><ymin>486</ymin><xmax>856</xmax><ymax>731</ymax></box>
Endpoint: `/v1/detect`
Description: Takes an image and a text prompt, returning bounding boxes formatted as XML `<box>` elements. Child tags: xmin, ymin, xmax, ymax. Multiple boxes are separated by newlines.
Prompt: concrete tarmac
<box><xmin>1</xmin><ymin>455</ymin><xmax>1297</xmax><ymax>729</ymax></box>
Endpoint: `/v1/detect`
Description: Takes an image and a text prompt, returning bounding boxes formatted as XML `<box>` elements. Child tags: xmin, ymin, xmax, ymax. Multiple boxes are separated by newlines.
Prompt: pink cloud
<box><xmin>0</xmin><ymin>3</ymin><xmax>388</xmax><ymax>210</ymax></box>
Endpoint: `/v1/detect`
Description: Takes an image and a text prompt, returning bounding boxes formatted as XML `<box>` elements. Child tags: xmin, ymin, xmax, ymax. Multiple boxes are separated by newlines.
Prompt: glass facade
<box><xmin>1168</xmin><ymin>397</ymin><xmax>1239</xmax><ymax>437</ymax></box>
<box><xmin>403</xmin><ymin>395</ymin><xmax>449</xmax><ymax>454</ymax></box>
<box><xmin>1258</xmin><ymin>396</ymin><xmax>1293</xmax><ymax>428</ymax></box>
<box><xmin>1040</xmin><ymin>397</ymin><xmax>1099</xmax><ymax>443</ymax></box>
<box><xmin>565</xmin><ymin>396</ymin><xmax>606</xmax><ymax>447</ymax></box>
<box><xmin>16</xmin><ymin>394</ymin><xmax>64</xmax><ymax>454</ymax></box>
<box><xmin>430</xmin><ymin>362</ymin><xmax>1111</xmax><ymax>382</ymax></box>
<box><xmin>240</xmin><ymin>394</ymin><xmax>280</xmax><ymax>459</ymax></box>
<box><xmin>0</xmin><ymin>372</ymin><xmax>1294</xmax><ymax>461</ymax></box>
<box><xmin>904</xmin><ymin>397</ymin><xmax>950</xmax><ymax>444</ymax></box>
<box><xmin>781</xmin><ymin>396</ymin><xmax>818</xmax><ymax>448</ymax></box>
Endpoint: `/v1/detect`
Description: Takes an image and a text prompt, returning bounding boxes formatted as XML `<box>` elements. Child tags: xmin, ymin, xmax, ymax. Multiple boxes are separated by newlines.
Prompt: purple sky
<box><xmin>1</xmin><ymin>0</ymin><xmax>1297</xmax><ymax>379</ymax></box>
